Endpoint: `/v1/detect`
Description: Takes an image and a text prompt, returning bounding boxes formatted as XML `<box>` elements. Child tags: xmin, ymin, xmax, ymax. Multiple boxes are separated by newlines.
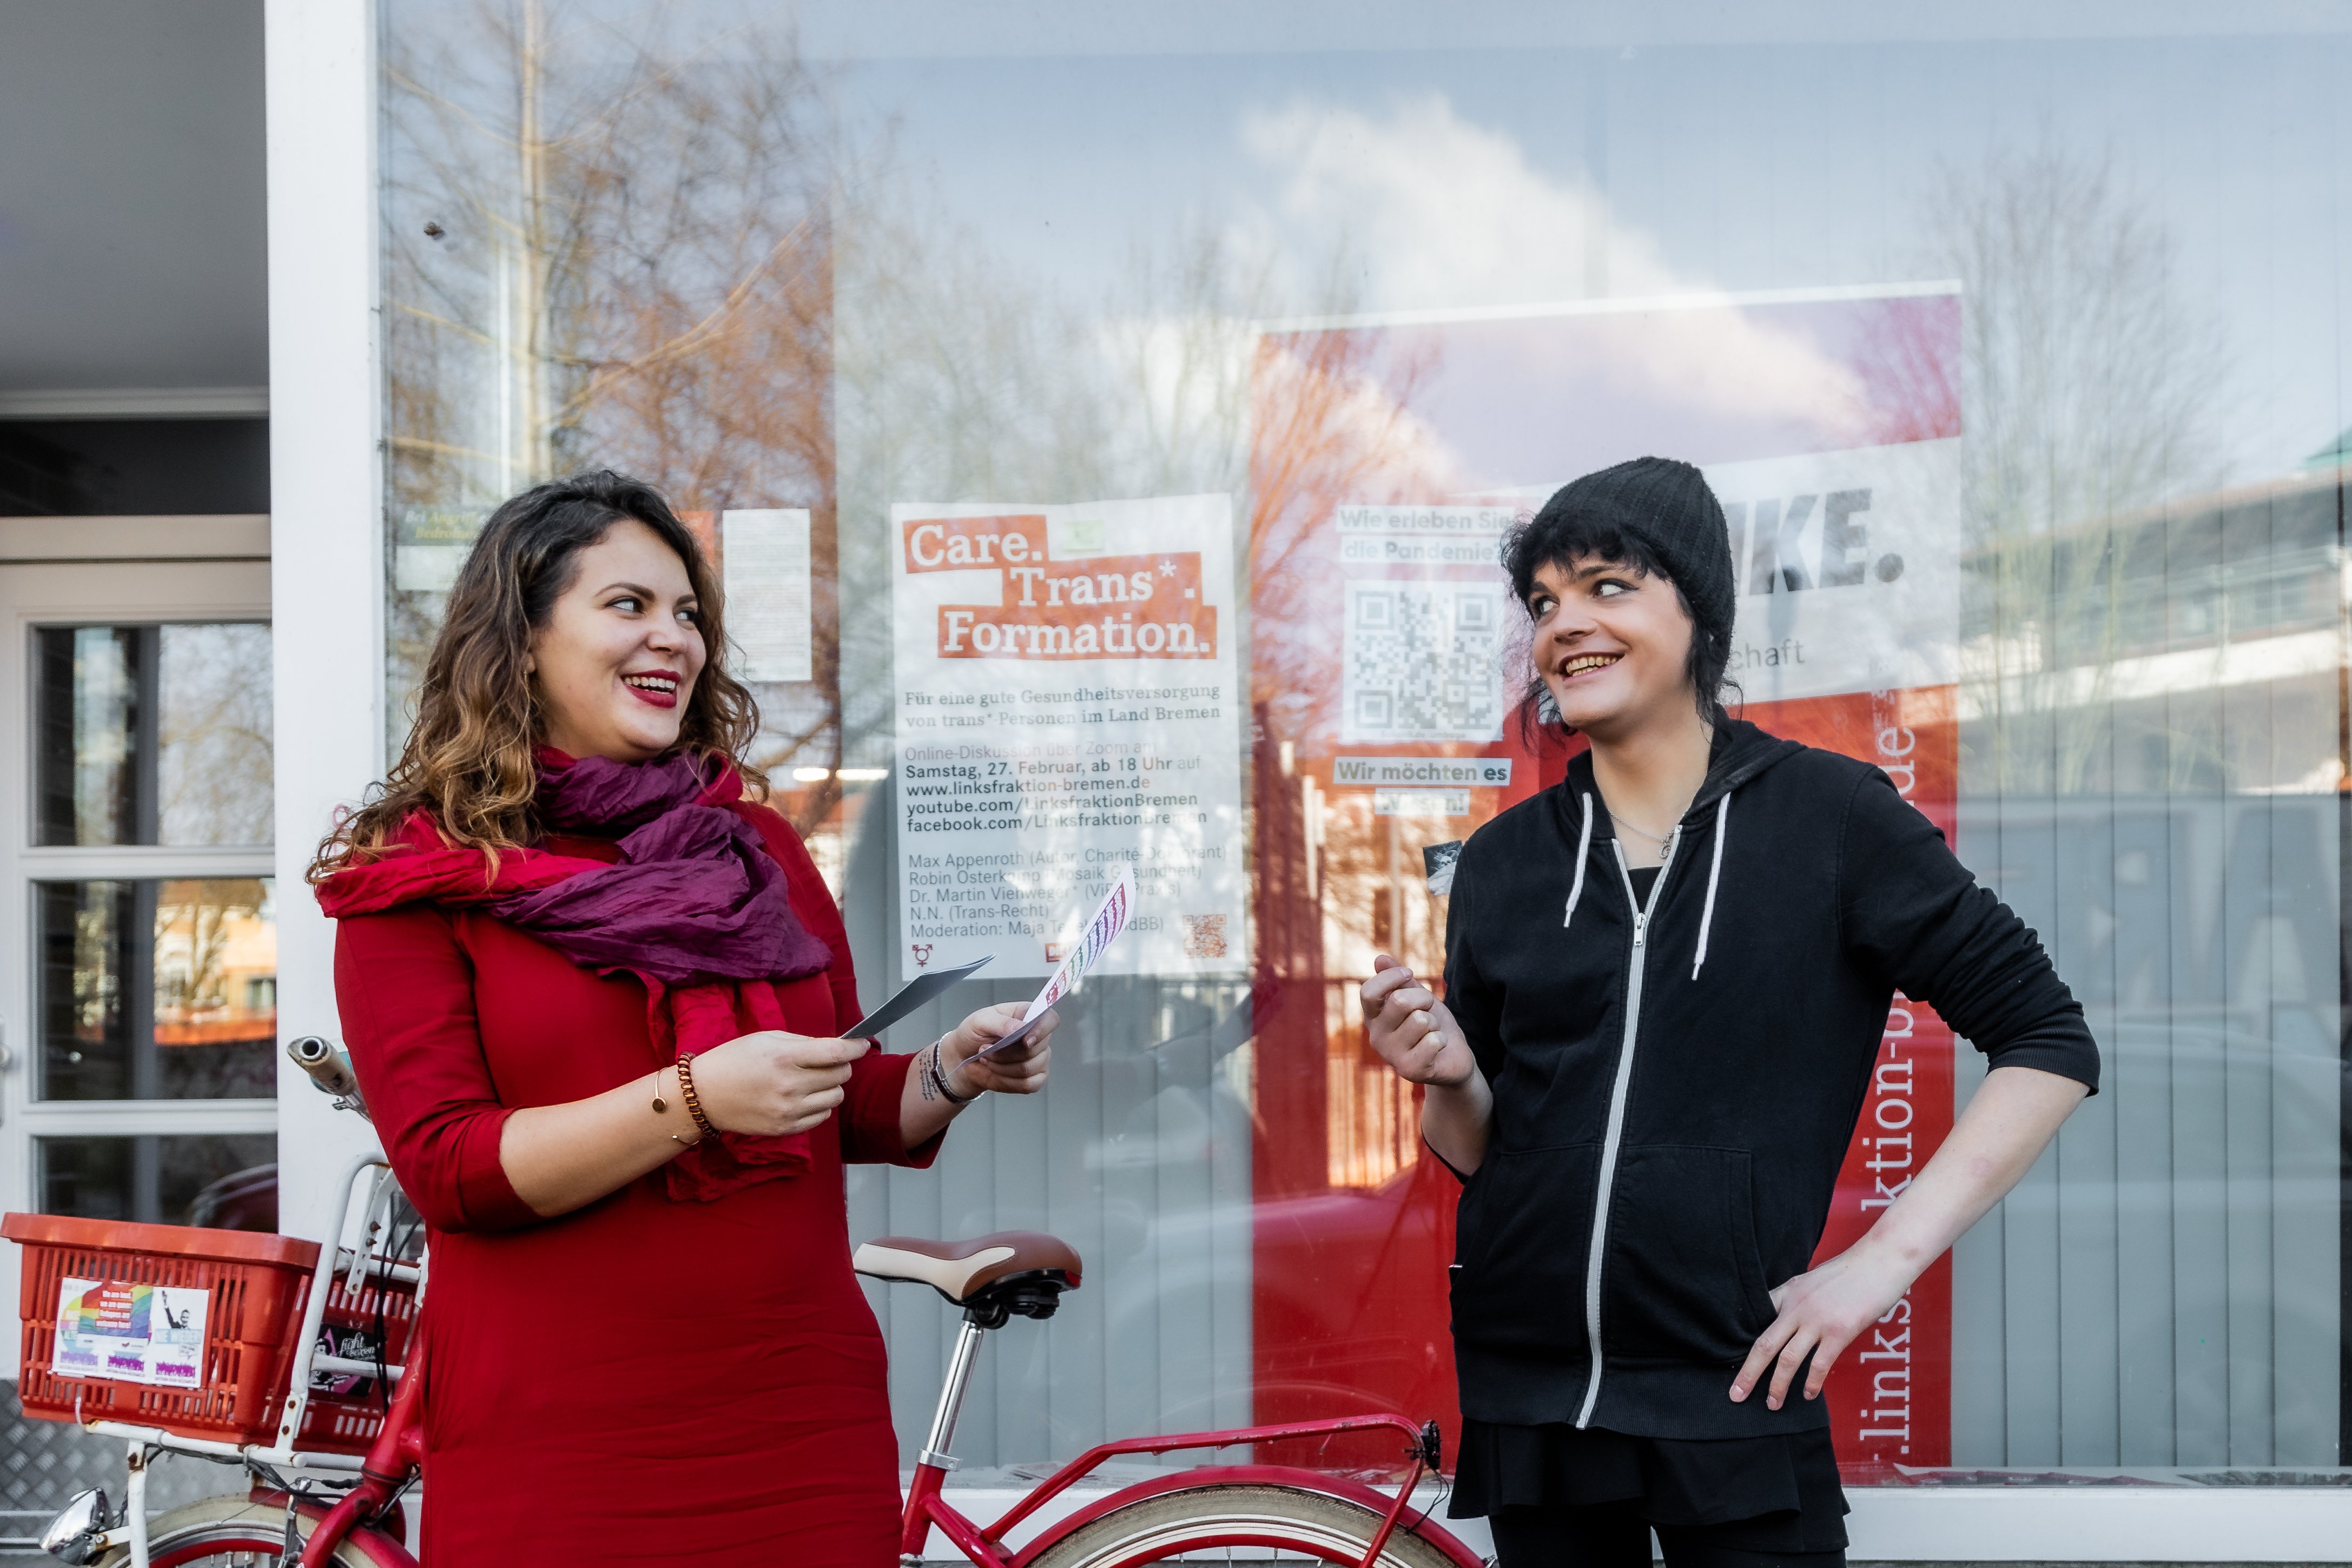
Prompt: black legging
<box><xmin>1488</xmin><ymin>1502</ymin><xmax>1848</xmax><ymax>1568</ymax></box>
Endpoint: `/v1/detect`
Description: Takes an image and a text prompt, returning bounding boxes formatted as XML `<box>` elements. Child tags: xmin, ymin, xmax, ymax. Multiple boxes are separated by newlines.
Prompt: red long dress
<box><xmin>334</xmin><ymin>802</ymin><xmax>932</xmax><ymax>1564</ymax></box>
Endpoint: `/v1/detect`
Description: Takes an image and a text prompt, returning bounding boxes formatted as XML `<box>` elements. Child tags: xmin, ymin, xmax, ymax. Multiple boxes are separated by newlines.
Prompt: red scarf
<box><xmin>319</xmin><ymin>757</ymin><xmax>829</xmax><ymax>1201</ymax></box>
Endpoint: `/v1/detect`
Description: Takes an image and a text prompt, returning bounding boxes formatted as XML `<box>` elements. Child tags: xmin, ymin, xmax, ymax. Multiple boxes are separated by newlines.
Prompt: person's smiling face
<box><xmin>528</xmin><ymin>518</ymin><xmax>708</xmax><ymax>763</ymax></box>
<box><xmin>1527</xmin><ymin>555</ymin><xmax>1699</xmax><ymax>740</ymax></box>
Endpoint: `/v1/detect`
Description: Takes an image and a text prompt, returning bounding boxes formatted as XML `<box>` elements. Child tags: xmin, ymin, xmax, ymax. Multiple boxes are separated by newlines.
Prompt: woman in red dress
<box><xmin>312</xmin><ymin>472</ymin><xmax>1053</xmax><ymax>1564</ymax></box>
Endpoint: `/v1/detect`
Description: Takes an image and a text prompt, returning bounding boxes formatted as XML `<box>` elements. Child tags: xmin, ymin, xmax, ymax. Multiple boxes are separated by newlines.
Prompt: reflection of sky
<box><xmin>1285</xmin><ymin>293</ymin><xmax>1960</xmax><ymax>484</ymax></box>
<box><xmin>812</xmin><ymin>19</ymin><xmax>2349</xmax><ymax>480</ymax></box>
<box><xmin>379</xmin><ymin>3</ymin><xmax>2351</xmax><ymax>478</ymax></box>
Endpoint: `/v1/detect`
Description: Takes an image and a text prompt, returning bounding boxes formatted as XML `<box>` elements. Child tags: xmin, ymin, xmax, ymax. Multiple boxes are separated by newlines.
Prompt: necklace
<box><xmin>1610</xmin><ymin>812</ymin><xmax>1678</xmax><ymax>863</ymax></box>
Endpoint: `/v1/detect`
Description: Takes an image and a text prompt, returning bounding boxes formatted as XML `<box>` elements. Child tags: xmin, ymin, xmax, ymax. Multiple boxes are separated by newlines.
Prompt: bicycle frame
<box><xmin>898</xmin><ymin>1315</ymin><xmax>1481</xmax><ymax>1568</ymax></box>
<box><xmin>51</xmin><ymin>1154</ymin><xmax>1478</xmax><ymax>1568</ymax></box>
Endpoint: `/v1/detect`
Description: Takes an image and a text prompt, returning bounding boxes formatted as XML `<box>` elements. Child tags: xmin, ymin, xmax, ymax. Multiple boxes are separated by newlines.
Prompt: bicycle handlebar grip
<box><xmin>287</xmin><ymin>1034</ymin><xmax>365</xmax><ymax>1107</ymax></box>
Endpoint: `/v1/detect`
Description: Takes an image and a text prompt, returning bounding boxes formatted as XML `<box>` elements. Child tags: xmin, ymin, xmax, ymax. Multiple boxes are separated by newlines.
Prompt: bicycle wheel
<box><xmin>94</xmin><ymin>1493</ymin><xmax>388</xmax><ymax>1567</ymax></box>
<box><xmin>1025</xmin><ymin>1482</ymin><xmax>1461</xmax><ymax>1568</ymax></box>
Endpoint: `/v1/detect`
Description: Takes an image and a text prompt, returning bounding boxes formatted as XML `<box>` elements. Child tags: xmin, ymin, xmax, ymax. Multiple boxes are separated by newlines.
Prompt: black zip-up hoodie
<box><xmin>1443</xmin><ymin>718</ymin><xmax>2099</xmax><ymax>1439</ymax></box>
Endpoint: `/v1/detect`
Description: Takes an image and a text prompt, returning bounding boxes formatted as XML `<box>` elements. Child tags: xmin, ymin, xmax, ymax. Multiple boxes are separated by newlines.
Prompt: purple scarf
<box><xmin>495</xmin><ymin>750</ymin><xmax>833</xmax><ymax>985</ymax></box>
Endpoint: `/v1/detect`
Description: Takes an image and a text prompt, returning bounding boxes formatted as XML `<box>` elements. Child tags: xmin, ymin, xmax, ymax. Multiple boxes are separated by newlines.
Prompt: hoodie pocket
<box><xmin>1448</xmin><ymin>1142</ymin><xmax>1603</xmax><ymax>1359</ymax></box>
<box><xmin>1598</xmin><ymin>1146</ymin><xmax>1777</xmax><ymax>1365</ymax></box>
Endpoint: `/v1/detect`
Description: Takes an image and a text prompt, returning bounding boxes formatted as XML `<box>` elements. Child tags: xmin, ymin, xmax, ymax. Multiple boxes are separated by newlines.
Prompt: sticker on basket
<box><xmin>311</xmin><ymin>1324</ymin><xmax>383</xmax><ymax>1398</ymax></box>
<box><xmin>53</xmin><ymin>1278</ymin><xmax>209</xmax><ymax>1389</ymax></box>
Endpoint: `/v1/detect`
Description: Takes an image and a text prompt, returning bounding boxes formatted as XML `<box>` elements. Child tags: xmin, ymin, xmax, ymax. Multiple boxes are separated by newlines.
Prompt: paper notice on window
<box><xmin>891</xmin><ymin>495</ymin><xmax>1244</xmax><ymax>981</ymax></box>
<box><xmin>54</xmin><ymin>1278</ymin><xmax>209</xmax><ymax>1388</ymax></box>
<box><xmin>1701</xmin><ymin>440</ymin><xmax>1962</xmax><ymax>701</ymax></box>
<box><xmin>722</xmin><ymin>508</ymin><xmax>813</xmax><ymax>683</ymax></box>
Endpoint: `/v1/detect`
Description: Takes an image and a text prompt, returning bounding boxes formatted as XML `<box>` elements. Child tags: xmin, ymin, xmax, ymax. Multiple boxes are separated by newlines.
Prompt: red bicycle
<box><xmin>17</xmin><ymin>1041</ymin><xmax>1482</xmax><ymax>1568</ymax></box>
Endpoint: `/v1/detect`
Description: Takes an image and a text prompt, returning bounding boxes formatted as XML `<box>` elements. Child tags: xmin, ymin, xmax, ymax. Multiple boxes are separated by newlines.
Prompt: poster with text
<box><xmin>893</xmin><ymin>495</ymin><xmax>1246</xmax><ymax>981</ymax></box>
<box><xmin>53</xmin><ymin>1278</ymin><xmax>209</xmax><ymax>1389</ymax></box>
<box><xmin>1247</xmin><ymin>285</ymin><xmax>1964</xmax><ymax>1479</ymax></box>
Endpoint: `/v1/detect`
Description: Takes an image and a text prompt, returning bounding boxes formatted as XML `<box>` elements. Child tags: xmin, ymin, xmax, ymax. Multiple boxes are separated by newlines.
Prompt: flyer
<box><xmin>891</xmin><ymin>495</ymin><xmax>1244</xmax><ymax>980</ymax></box>
<box><xmin>973</xmin><ymin>866</ymin><xmax>1136</xmax><ymax>1059</ymax></box>
<box><xmin>54</xmin><ymin>1277</ymin><xmax>209</xmax><ymax>1389</ymax></box>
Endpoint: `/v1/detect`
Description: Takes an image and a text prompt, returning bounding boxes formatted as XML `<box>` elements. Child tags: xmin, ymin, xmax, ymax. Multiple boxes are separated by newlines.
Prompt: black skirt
<box><xmin>1449</xmin><ymin>1419</ymin><xmax>1850</xmax><ymax>1552</ymax></box>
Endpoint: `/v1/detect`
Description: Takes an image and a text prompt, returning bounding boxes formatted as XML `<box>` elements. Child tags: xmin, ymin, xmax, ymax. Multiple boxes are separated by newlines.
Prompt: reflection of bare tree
<box><xmin>831</xmin><ymin>214</ymin><xmax>1309</xmax><ymax>763</ymax></box>
<box><xmin>155</xmin><ymin>881</ymin><xmax>267</xmax><ymax>1014</ymax></box>
<box><xmin>1246</xmin><ymin>324</ymin><xmax>1444</xmax><ymax>757</ymax></box>
<box><xmin>1932</xmin><ymin>147</ymin><xmax>2231</xmax><ymax>795</ymax></box>
<box><xmin>157</xmin><ymin>625</ymin><xmax>274</xmax><ymax>846</ymax></box>
<box><xmin>384</xmin><ymin>3</ymin><xmax>838</xmax><ymax>822</ymax></box>
<box><xmin>829</xmin><ymin>201</ymin><xmax>1122</xmax><ymax>770</ymax></box>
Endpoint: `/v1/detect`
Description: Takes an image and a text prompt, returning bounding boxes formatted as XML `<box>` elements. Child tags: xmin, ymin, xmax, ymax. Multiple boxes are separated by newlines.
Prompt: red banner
<box><xmin>1749</xmin><ymin>686</ymin><xmax>1957</xmax><ymax>1474</ymax></box>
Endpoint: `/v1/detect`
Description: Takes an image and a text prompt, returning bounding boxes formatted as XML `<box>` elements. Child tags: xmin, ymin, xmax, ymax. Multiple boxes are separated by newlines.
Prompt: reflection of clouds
<box><xmin>1251</xmin><ymin>333</ymin><xmax>1469</xmax><ymax>498</ymax></box>
<box><xmin>1236</xmin><ymin>93</ymin><xmax>1867</xmax><ymax>439</ymax></box>
<box><xmin>1237</xmin><ymin>92</ymin><xmax>1631</xmax><ymax>311</ymax></box>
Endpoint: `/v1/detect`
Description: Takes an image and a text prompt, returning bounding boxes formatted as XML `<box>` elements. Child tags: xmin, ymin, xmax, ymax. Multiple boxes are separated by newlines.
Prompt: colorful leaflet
<box><xmin>973</xmin><ymin>866</ymin><xmax>1135</xmax><ymax>1060</ymax></box>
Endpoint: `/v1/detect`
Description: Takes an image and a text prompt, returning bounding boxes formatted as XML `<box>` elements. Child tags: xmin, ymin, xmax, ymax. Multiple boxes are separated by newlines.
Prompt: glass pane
<box><xmin>32</xmin><ymin>623</ymin><xmax>274</xmax><ymax>846</ymax></box>
<box><xmin>380</xmin><ymin>4</ymin><xmax>2352</xmax><ymax>1486</ymax></box>
<box><xmin>34</xmin><ymin>626</ymin><xmax>140</xmax><ymax>845</ymax></box>
<box><xmin>37</xmin><ymin>878</ymin><xmax>278</xmax><ymax>1101</ymax></box>
<box><xmin>36</xmin><ymin>1135</ymin><xmax>276</xmax><ymax>1228</ymax></box>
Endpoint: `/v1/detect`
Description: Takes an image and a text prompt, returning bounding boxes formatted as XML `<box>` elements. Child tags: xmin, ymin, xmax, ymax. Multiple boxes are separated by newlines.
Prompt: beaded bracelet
<box><xmin>675</xmin><ymin>1052</ymin><xmax>719</xmax><ymax>1137</ymax></box>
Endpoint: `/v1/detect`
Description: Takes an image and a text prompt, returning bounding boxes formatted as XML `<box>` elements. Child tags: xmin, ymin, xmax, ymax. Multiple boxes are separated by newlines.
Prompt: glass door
<box><xmin>0</xmin><ymin>527</ymin><xmax>275</xmax><ymax>1386</ymax></box>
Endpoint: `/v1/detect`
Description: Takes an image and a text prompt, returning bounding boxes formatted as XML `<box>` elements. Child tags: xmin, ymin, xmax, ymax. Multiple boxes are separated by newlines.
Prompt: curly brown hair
<box><xmin>309</xmin><ymin>471</ymin><xmax>764</xmax><ymax>881</ymax></box>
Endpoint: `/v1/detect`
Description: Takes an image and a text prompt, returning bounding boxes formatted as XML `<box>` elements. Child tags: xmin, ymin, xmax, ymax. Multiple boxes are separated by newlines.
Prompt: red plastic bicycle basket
<box><xmin>3</xmin><ymin>1212</ymin><xmax>419</xmax><ymax>1454</ymax></box>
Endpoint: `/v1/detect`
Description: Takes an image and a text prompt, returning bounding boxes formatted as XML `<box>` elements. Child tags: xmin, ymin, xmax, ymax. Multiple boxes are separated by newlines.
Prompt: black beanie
<box><xmin>1524</xmin><ymin>456</ymin><xmax>1735</xmax><ymax>647</ymax></box>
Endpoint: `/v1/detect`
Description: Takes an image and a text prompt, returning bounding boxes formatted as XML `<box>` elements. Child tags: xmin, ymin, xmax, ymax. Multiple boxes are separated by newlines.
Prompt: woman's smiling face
<box><xmin>1527</xmin><ymin>555</ymin><xmax>1699</xmax><ymax>739</ymax></box>
<box><xmin>528</xmin><ymin>518</ymin><xmax>708</xmax><ymax>763</ymax></box>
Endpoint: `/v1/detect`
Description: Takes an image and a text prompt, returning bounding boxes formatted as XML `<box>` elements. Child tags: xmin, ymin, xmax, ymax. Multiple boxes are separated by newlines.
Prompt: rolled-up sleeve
<box><xmin>1838</xmin><ymin>769</ymin><xmax>2102</xmax><ymax>1093</ymax></box>
<box><xmin>734</xmin><ymin>798</ymin><xmax>947</xmax><ymax>1168</ymax></box>
<box><xmin>334</xmin><ymin>907</ymin><xmax>542</xmax><ymax>1232</ymax></box>
<box><xmin>837</xmin><ymin>1047</ymin><xmax>942</xmax><ymax>1168</ymax></box>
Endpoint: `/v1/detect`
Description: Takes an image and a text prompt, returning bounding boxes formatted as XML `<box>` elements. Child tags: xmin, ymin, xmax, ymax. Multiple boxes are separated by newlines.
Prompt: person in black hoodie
<box><xmin>1362</xmin><ymin>457</ymin><xmax>2099</xmax><ymax>1568</ymax></box>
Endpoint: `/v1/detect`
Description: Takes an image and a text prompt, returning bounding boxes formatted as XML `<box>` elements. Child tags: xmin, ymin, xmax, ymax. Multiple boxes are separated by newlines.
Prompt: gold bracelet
<box><xmin>675</xmin><ymin>1053</ymin><xmax>718</xmax><ymax>1139</ymax></box>
<box><xmin>651</xmin><ymin>1067</ymin><xmax>698</xmax><ymax>1146</ymax></box>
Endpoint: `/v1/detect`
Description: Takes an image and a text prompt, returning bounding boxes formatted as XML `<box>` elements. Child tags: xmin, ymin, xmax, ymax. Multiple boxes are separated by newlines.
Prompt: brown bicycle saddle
<box><xmin>851</xmin><ymin>1230</ymin><xmax>1083</xmax><ymax>1305</ymax></box>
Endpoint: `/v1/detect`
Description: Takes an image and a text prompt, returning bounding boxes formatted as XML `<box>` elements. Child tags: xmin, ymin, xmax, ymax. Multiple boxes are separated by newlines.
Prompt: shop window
<box><xmin>376</xmin><ymin>3</ymin><xmax>2352</xmax><ymax>1483</ymax></box>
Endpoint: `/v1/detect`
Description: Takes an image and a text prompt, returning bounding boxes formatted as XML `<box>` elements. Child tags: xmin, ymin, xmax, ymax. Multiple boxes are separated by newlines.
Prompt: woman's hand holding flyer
<box><xmin>972</xmin><ymin>866</ymin><xmax>1135</xmax><ymax>1060</ymax></box>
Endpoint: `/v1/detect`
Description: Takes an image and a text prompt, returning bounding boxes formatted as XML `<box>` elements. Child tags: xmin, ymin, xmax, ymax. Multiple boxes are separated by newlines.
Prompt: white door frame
<box><xmin>266</xmin><ymin>0</ymin><xmax>387</xmax><ymax>1239</ymax></box>
<box><xmin>0</xmin><ymin>516</ymin><xmax>275</xmax><ymax>1382</ymax></box>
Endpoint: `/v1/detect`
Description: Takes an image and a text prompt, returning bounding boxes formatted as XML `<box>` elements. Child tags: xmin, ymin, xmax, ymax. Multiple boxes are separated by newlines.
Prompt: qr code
<box><xmin>1342</xmin><ymin>581</ymin><xmax>1508</xmax><ymax>743</ymax></box>
<box><xmin>1182</xmin><ymin>914</ymin><xmax>1228</xmax><ymax>960</ymax></box>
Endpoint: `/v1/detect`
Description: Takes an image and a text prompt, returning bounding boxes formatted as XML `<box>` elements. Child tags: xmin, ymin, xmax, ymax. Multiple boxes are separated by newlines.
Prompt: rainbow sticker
<box><xmin>53</xmin><ymin>1278</ymin><xmax>208</xmax><ymax>1389</ymax></box>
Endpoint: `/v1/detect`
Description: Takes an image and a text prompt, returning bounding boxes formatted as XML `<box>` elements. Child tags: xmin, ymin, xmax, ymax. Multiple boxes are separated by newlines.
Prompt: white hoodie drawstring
<box><xmin>1690</xmin><ymin>793</ymin><xmax>1730</xmax><ymax>980</ymax></box>
<box><xmin>1562</xmin><ymin>792</ymin><xmax>1595</xmax><ymax>929</ymax></box>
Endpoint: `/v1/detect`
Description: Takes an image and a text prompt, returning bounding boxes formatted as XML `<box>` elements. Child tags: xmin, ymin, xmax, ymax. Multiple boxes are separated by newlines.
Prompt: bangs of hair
<box><xmin>1502</xmin><ymin>511</ymin><xmax>1673</xmax><ymax>607</ymax></box>
<box><xmin>1497</xmin><ymin>508</ymin><xmax>1736</xmax><ymax>733</ymax></box>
